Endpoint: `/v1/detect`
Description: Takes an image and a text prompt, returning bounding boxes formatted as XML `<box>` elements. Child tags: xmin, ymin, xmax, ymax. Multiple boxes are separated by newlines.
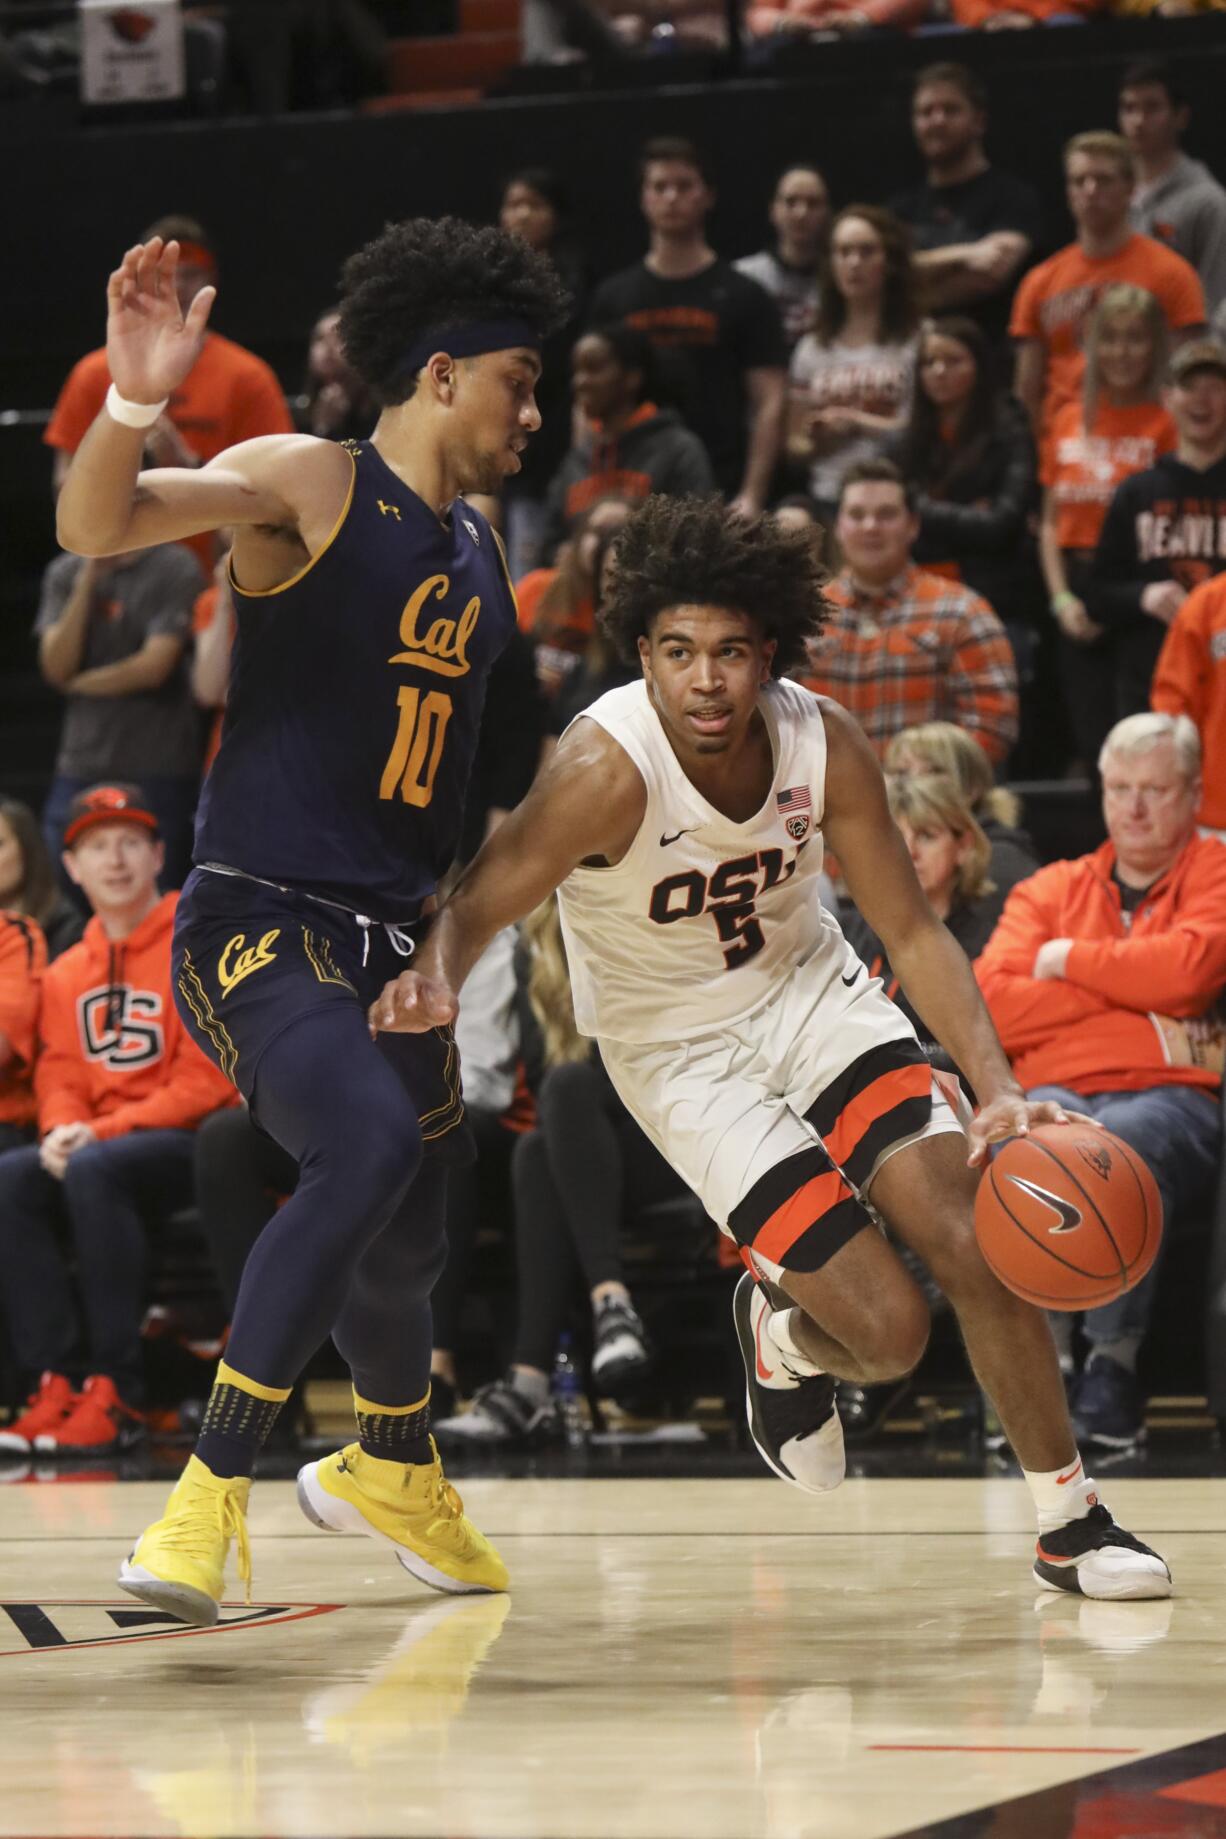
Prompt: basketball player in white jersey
<box><xmin>370</xmin><ymin>495</ymin><xmax>1170</xmax><ymax>1601</ymax></box>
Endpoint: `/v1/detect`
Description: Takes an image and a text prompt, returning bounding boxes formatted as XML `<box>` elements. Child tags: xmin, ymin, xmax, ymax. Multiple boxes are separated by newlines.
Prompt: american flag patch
<box><xmin>776</xmin><ymin>786</ymin><xmax>811</xmax><ymax>816</ymax></box>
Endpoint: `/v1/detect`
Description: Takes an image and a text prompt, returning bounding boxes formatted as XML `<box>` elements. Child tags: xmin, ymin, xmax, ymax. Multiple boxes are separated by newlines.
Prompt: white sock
<box><xmin>1023</xmin><ymin>1452</ymin><xmax>1099</xmax><ymax>1532</ymax></box>
<box><xmin>766</xmin><ymin>1307</ymin><xmax>824</xmax><ymax>1377</ymax></box>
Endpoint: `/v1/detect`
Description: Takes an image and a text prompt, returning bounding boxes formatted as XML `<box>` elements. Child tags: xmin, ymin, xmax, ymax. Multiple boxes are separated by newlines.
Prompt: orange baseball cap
<box><xmin>63</xmin><ymin>783</ymin><xmax>160</xmax><ymax>847</ymax></box>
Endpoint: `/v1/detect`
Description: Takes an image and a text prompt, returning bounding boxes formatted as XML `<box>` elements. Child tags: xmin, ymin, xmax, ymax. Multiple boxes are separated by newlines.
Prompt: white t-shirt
<box><xmin>789</xmin><ymin>332</ymin><xmax>917</xmax><ymax>506</ymax></box>
<box><xmin>557</xmin><ymin>679</ymin><xmax>846</xmax><ymax>1045</ymax></box>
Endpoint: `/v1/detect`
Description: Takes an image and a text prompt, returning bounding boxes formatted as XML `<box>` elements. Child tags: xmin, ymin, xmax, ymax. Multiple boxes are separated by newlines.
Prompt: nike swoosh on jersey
<box><xmin>1004</xmin><ymin>1173</ymin><xmax>1083</xmax><ymax>1235</ymax></box>
<box><xmin>840</xmin><ymin>967</ymin><xmax>860</xmax><ymax>987</ymax></box>
<box><xmin>659</xmin><ymin>828</ymin><xmax>699</xmax><ymax>847</ymax></box>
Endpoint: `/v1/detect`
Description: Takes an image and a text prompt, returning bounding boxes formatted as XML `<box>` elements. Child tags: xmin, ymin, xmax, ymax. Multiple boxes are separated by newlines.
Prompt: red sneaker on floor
<box><xmin>0</xmin><ymin>1373</ymin><xmax>77</xmax><ymax>1454</ymax></box>
<box><xmin>38</xmin><ymin>1376</ymin><xmax>145</xmax><ymax>1456</ymax></box>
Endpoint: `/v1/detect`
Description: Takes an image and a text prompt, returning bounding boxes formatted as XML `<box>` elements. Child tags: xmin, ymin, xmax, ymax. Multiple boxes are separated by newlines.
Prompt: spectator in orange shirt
<box><xmin>976</xmin><ymin>711</ymin><xmax>1225</xmax><ymax>1449</ymax></box>
<box><xmin>43</xmin><ymin>215</ymin><xmax>293</xmax><ymax>574</ymax></box>
<box><xmin>0</xmin><ymin>909</ymin><xmax>46</xmax><ymax>1156</ymax></box>
<box><xmin>1011</xmin><ymin>133</ymin><xmax>1205</xmax><ymax>442</ymax></box>
<box><xmin>0</xmin><ymin>785</ymin><xmax>236</xmax><ymax>1460</ymax></box>
<box><xmin>1040</xmin><ymin>283</ymin><xmax>1177</xmax><ymax>765</ymax></box>
<box><xmin>1152</xmin><ymin>573</ymin><xmax>1226</xmax><ymax>834</ymax></box>
<box><xmin>951</xmin><ymin>0</ymin><xmax>1105</xmax><ymax>24</ymax></box>
<box><xmin>794</xmin><ymin>458</ymin><xmax>1019</xmax><ymax>763</ymax></box>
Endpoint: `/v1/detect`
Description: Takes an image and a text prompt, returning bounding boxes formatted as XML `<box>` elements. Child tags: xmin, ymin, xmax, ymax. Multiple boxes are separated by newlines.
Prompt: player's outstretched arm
<box><xmin>56</xmin><ymin>239</ymin><xmax>320</xmax><ymax>557</ymax></box>
<box><xmin>819</xmin><ymin>702</ymin><xmax>1088</xmax><ymax>1164</ymax></box>
<box><xmin>371</xmin><ymin>719</ymin><xmax>647</xmax><ymax>1035</ymax></box>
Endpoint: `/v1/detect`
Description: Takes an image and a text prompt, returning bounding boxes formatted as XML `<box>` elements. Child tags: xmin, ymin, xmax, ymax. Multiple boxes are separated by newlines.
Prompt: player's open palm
<box><xmin>106</xmin><ymin>238</ymin><xmax>215</xmax><ymax>405</ymax></box>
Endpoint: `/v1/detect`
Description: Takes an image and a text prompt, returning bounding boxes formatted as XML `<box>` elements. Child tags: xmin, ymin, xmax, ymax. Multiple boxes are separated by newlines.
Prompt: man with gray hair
<box><xmin>977</xmin><ymin>710</ymin><xmax>1225</xmax><ymax>1450</ymax></box>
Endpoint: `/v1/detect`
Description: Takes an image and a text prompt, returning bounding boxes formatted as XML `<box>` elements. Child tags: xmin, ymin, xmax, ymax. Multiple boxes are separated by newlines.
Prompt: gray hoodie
<box><xmin>1131</xmin><ymin>154</ymin><xmax>1226</xmax><ymax>318</ymax></box>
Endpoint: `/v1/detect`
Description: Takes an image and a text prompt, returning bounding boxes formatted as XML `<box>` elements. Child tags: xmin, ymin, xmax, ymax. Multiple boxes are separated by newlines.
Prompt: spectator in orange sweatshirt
<box><xmin>976</xmin><ymin>711</ymin><xmax>1225</xmax><ymax>1450</ymax></box>
<box><xmin>1151</xmin><ymin>572</ymin><xmax>1226</xmax><ymax>836</ymax></box>
<box><xmin>0</xmin><ymin>785</ymin><xmax>236</xmax><ymax>1459</ymax></box>
<box><xmin>0</xmin><ymin>910</ymin><xmax>47</xmax><ymax>1156</ymax></box>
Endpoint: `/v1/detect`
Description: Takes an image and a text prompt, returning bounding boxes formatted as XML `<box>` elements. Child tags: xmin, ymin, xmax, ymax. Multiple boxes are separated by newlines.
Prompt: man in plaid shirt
<box><xmin>796</xmin><ymin>459</ymin><xmax>1019</xmax><ymax>764</ymax></box>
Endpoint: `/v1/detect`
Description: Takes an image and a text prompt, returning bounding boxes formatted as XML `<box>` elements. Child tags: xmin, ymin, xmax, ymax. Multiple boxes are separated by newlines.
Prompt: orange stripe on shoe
<box><xmin>821</xmin><ymin>1061</ymin><xmax>933</xmax><ymax>1173</ymax></box>
<box><xmin>753</xmin><ymin>1169</ymin><xmax>851</xmax><ymax>1267</ymax></box>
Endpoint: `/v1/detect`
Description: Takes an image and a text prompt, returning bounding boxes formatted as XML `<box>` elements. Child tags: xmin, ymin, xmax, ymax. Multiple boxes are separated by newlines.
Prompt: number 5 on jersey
<box><xmin>380</xmin><ymin>687</ymin><xmax>453</xmax><ymax>807</ymax></box>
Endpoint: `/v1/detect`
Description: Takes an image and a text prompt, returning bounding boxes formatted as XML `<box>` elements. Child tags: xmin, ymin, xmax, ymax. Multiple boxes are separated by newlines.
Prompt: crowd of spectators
<box><xmin>1</xmin><ymin>52</ymin><xmax>1225</xmax><ymax>1464</ymax></box>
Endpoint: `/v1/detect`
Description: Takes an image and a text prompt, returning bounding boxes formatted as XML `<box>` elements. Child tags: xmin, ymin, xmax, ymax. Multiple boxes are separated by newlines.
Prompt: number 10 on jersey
<box><xmin>379</xmin><ymin>687</ymin><xmax>453</xmax><ymax>808</ymax></box>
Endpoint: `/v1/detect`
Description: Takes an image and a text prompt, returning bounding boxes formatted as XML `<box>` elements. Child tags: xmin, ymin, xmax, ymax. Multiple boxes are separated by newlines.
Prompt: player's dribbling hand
<box><xmin>368</xmin><ymin>971</ymin><xmax>459</xmax><ymax>1037</ymax></box>
<box><xmin>966</xmin><ymin>1095</ymin><xmax>1101</xmax><ymax>1168</ymax></box>
<box><xmin>106</xmin><ymin>238</ymin><xmax>216</xmax><ymax>406</ymax></box>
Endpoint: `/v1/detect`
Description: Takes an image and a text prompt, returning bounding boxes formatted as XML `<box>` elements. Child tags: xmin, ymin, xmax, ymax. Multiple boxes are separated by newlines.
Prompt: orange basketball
<box><xmin>974</xmin><ymin>1123</ymin><xmax>1163</xmax><ymax>1311</ymax></box>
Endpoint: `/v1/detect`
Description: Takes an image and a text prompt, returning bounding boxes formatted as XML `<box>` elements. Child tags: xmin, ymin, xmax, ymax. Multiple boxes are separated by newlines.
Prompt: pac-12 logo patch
<box><xmin>777</xmin><ymin>784</ymin><xmax>811</xmax><ymax>842</ymax></box>
<box><xmin>462</xmin><ymin>518</ymin><xmax>480</xmax><ymax>546</ymax></box>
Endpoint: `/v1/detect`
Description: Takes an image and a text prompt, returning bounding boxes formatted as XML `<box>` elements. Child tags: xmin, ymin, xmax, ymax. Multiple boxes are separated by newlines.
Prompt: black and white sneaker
<box><xmin>732</xmin><ymin>1272</ymin><xmax>844</xmax><ymax>1494</ymax></box>
<box><xmin>432</xmin><ymin>1378</ymin><xmax>559</xmax><ymax>1449</ymax></box>
<box><xmin>591</xmin><ymin>1295</ymin><xmax>653</xmax><ymax>1395</ymax></box>
<box><xmin>1034</xmin><ymin>1503</ymin><xmax>1172</xmax><ymax>1601</ymax></box>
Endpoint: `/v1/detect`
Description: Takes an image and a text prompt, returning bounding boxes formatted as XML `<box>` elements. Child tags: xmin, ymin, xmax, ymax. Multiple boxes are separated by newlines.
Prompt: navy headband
<box><xmin>398</xmin><ymin>318</ymin><xmax>539</xmax><ymax>380</ymax></box>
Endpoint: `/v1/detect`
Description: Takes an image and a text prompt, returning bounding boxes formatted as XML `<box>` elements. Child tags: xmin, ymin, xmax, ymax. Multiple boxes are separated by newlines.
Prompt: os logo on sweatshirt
<box><xmin>77</xmin><ymin>988</ymin><xmax>164</xmax><ymax>1068</ymax></box>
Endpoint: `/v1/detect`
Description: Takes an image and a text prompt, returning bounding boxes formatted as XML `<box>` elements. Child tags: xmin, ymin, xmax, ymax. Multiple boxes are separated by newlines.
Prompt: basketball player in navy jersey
<box><xmin>373</xmin><ymin>495</ymin><xmax>1170</xmax><ymax>1601</ymax></box>
<box><xmin>55</xmin><ymin>221</ymin><xmax>569</xmax><ymax>1624</ymax></box>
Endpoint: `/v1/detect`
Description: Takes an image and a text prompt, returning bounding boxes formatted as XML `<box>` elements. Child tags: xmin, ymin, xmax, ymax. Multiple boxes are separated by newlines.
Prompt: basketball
<box><xmin>974</xmin><ymin>1124</ymin><xmax>1163</xmax><ymax>1310</ymax></box>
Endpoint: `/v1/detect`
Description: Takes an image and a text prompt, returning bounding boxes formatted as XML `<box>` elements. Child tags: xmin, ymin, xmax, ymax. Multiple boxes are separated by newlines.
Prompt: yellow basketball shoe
<box><xmin>118</xmin><ymin>1455</ymin><xmax>252</xmax><ymax>1627</ymax></box>
<box><xmin>296</xmin><ymin>1440</ymin><xmax>508</xmax><ymax>1595</ymax></box>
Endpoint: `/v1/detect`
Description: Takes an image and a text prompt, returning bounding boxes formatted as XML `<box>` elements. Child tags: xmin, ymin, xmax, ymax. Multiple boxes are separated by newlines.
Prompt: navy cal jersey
<box><xmin>193</xmin><ymin>440</ymin><xmax>516</xmax><ymax>921</ymax></box>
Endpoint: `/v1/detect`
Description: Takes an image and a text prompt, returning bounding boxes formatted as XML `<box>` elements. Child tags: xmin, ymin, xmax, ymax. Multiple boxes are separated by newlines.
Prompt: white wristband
<box><xmin>105</xmin><ymin>383</ymin><xmax>169</xmax><ymax>429</ymax></box>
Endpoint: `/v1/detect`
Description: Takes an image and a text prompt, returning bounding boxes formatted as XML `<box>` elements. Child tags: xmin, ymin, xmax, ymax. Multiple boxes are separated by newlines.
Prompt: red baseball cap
<box><xmin>63</xmin><ymin>783</ymin><xmax>160</xmax><ymax>848</ymax></box>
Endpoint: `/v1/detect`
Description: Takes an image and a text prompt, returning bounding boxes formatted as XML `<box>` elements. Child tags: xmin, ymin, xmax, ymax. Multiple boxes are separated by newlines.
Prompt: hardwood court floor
<box><xmin>2</xmin><ymin>1474</ymin><xmax>1225</xmax><ymax>1839</ymax></box>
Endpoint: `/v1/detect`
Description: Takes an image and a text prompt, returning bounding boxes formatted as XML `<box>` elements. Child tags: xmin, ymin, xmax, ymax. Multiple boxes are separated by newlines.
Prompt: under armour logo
<box><xmin>377</xmin><ymin>500</ymin><xmax>401</xmax><ymax>520</ymax></box>
<box><xmin>462</xmin><ymin>518</ymin><xmax>480</xmax><ymax>545</ymax></box>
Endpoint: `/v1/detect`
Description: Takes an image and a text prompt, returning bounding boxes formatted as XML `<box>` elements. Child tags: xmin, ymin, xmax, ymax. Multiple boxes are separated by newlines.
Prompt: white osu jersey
<box><xmin>557</xmin><ymin>678</ymin><xmax>850</xmax><ymax>1045</ymax></box>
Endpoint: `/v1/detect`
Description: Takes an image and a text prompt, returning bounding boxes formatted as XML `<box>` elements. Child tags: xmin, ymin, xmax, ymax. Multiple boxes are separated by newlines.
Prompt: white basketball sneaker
<box><xmin>732</xmin><ymin>1272</ymin><xmax>845</xmax><ymax>1493</ymax></box>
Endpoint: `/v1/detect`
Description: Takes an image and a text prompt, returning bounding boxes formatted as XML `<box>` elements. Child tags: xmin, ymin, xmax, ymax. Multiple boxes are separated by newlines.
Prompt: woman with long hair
<box><xmin>894</xmin><ymin>316</ymin><xmax>1037</xmax><ymax>628</ymax></box>
<box><xmin>839</xmin><ymin>773</ymin><xmax>1002</xmax><ymax>1048</ymax></box>
<box><xmin>0</xmin><ymin>797</ymin><xmax>83</xmax><ymax>960</ymax></box>
<box><xmin>884</xmin><ymin>720</ymin><xmax>1039</xmax><ymax>896</ymax></box>
<box><xmin>788</xmin><ymin>204</ymin><xmax>920</xmax><ymax>523</ymax></box>
<box><xmin>1039</xmin><ymin>283</ymin><xmax>1175</xmax><ymax>768</ymax></box>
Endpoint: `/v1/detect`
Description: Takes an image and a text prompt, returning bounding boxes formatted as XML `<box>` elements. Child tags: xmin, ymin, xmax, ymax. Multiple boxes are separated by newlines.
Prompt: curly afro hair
<box><xmin>600</xmin><ymin>494</ymin><xmax>830</xmax><ymax>679</ymax></box>
<box><xmin>337</xmin><ymin>215</ymin><xmax>572</xmax><ymax>405</ymax></box>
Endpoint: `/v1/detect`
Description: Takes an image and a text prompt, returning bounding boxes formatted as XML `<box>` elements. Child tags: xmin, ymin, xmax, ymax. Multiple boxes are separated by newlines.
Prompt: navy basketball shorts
<box><xmin>171</xmin><ymin>868</ymin><xmax>469</xmax><ymax>1162</ymax></box>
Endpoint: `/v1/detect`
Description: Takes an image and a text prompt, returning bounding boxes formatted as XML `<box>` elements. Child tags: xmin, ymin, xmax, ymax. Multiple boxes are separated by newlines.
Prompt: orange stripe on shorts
<box><xmin>821</xmin><ymin>1061</ymin><xmax>932</xmax><ymax>1175</ymax></box>
<box><xmin>753</xmin><ymin>1167</ymin><xmax>851</xmax><ymax>1266</ymax></box>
